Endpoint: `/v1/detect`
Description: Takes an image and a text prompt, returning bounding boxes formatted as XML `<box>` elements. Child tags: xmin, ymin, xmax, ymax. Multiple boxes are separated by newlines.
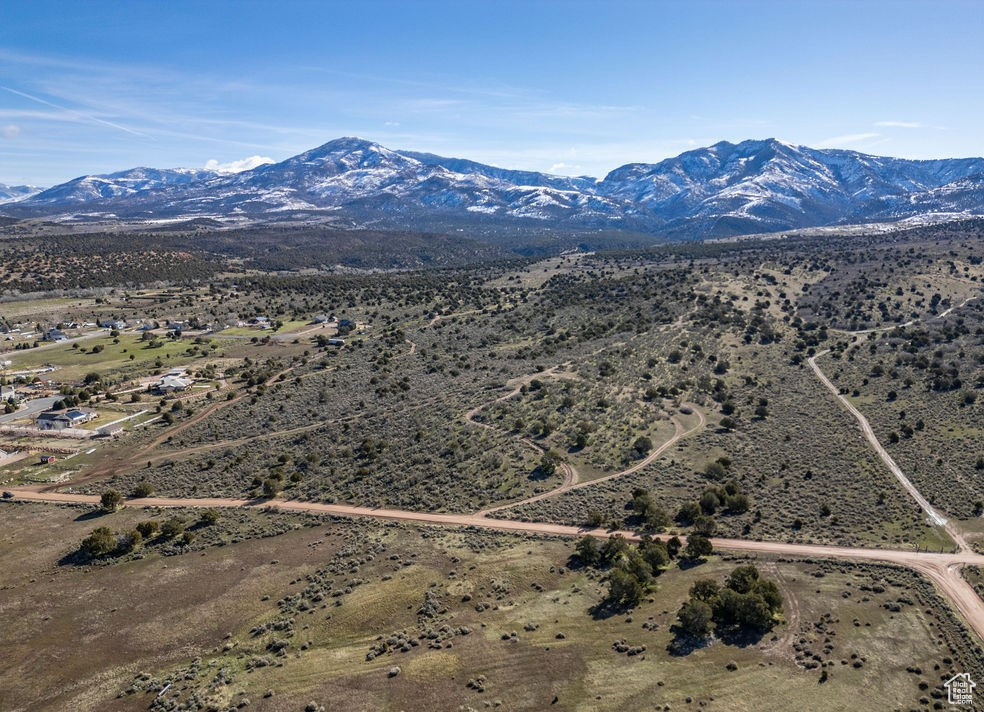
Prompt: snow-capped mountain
<box><xmin>595</xmin><ymin>139</ymin><xmax>984</xmax><ymax>236</ymax></box>
<box><xmin>198</xmin><ymin>138</ymin><xmax>631</xmax><ymax>226</ymax></box>
<box><xmin>25</xmin><ymin>167</ymin><xmax>217</xmax><ymax>205</ymax></box>
<box><xmin>0</xmin><ymin>183</ymin><xmax>43</xmax><ymax>204</ymax></box>
<box><xmin>6</xmin><ymin>137</ymin><xmax>984</xmax><ymax>238</ymax></box>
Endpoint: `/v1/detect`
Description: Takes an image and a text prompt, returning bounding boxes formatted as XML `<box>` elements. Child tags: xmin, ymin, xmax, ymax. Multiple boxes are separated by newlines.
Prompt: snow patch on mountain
<box><xmin>0</xmin><ymin>183</ymin><xmax>43</xmax><ymax>204</ymax></box>
<box><xmin>7</xmin><ymin>137</ymin><xmax>984</xmax><ymax>238</ymax></box>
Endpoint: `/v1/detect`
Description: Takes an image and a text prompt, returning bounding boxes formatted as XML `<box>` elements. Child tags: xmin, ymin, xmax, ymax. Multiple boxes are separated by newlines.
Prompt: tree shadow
<box><xmin>565</xmin><ymin>554</ymin><xmax>590</xmax><ymax>570</ymax></box>
<box><xmin>675</xmin><ymin>557</ymin><xmax>708</xmax><ymax>571</ymax></box>
<box><xmin>74</xmin><ymin>509</ymin><xmax>107</xmax><ymax>522</ymax></box>
<box><xmin>588</xmin><ymin>598</ymin><xmax>631</xmax><ymax>621</ymax></box>
<box><xmin>57</xmin><ymin>549</ymin><xmax>91</xmax><ymax>566</ymax></box>
<box><xmin>666</xmin><ymin>627</ymin><xmax>714</xmax><ymax>656</ymax></box>
<box><xmin>714</xmin><ymin>624</ymin><xmax>771</xmax><ymax>647</ymax></box>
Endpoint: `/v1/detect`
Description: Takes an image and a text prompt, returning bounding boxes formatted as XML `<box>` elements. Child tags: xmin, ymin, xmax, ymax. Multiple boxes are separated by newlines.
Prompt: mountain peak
<box><xmin>304</xmin><ymin>136</ymin><xmax>387</xmax><ymax>156</ymax></box>
<box><xmin>323</xmin><ymin>136</ymin><xmax>377</xmax><ymax>148</ymax></box>
<box><xmin>6</xmin><ymin>137</ymin><xmax>984</xmax><ymax>238</ymax></box>
<box><xmin>275</xmin><ymin>137</ymin><xmax>413</xmax><ymax>174</ymax></box>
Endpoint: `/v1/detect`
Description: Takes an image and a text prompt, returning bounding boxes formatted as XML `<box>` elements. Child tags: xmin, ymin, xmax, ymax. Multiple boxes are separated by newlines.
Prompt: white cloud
<box><xmin>204</xmin><ymin>155</ymin><xmax>274</xmax><ymax>174</ymax></box>
<box><xmin>548</xmin><ymin>162</ymin><xmax>585</xmax><ymax>175</ymax></box>
<box><xmin>1</xmin><ymin>124</ymin><xmax>21</xmax><ymax>139</ymax></box>
<box><xmin>874</xmin><ymin>120</ymin><xmax>923</xmax><ymax>128</ymax></box>
<box><xmin>816</xmin><ymin>132</ymin><xmax>880</xmax><ymax>148</ymax></box>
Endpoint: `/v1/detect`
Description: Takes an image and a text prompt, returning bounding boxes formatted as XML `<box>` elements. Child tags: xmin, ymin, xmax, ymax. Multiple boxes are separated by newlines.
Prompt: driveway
<box><xmin>0</xmin><ymin>396</ymin><xmax>61</xmax><ymax>424</ymax></box>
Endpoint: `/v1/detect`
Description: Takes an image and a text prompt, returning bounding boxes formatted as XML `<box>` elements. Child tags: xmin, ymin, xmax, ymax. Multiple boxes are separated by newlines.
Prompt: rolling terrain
<box><xmin>1</xmin><ymin>220</ymin><xmax>982</xmax><ymax>711</ymax></box>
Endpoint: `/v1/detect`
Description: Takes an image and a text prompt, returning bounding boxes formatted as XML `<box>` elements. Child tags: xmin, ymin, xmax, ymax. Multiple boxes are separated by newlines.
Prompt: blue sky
<box><xmin>1</xmin><ymin>0</ymin><xmax>982</xmax><ymax>186</ymax></box>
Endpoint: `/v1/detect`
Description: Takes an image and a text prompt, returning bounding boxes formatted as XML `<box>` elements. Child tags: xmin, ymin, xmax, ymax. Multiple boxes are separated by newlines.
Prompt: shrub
<box><xmin>638</xmin><ymin>538</ymin><xmax>670</xmax><ymax>572</ymax></box>
<box><xmin>689</xmin><ymin>579</ymin><xmax>721</xmax><ymax>602</ymax></box>
<box><xmin>676</xmin><ymin>501</ymin><xmax>701</xmax><ymax>525</ymax></box>
<box><xmin>725</xmin><ymin>565</ymin><xmax>760</xmax><ymax>594</ymax></box>
<box><xmin>262</xmin><ymin>478</ymin><xmax>282</xmax><ymax>498</ymax></box>
<box><xmin>575</xmin><ymin>536</ymin><xmax>601</xmax><ymax>566</ymax></box>
<box><xmin>607</xmin><ymin>567</ymin><xmax>644</xmax><ymax>608</ymax></box>
<box><xmin>118</xmin><ymin>529</ymin><xmax>143</xmax><ymax>553</ymax></box>
<box><xmin>132</xmin><ymin>481</ymin><xmax>155</xmax><ymax>498</ymax></box>
<box><xmin>136</xmin><ymin>520</ymin><xmax>159</xmax><ymax>538</ymax></box>
<box><xmin>160</xmin><ymin>517</ymin><xmax>186</xmax><ymax>539</ymax></box>
<box><xmin>681</xmin><ymin>534</ymin><xmax>713</xmax><ymax>562</ymax></box>
<box><xmin>79</xmin><ymin>527</ymin><xmax>116</xmax><ymax>558</ymax></box>
<box><xmin>99</xmin><ymin>489</ymin><xmax>124</xmax><ymax>512</ymax></box>
<box><xmin>692</xmin><ymin>515</ymin><xmax>717</xmax><ymax>536</ymax></box>
<box><xmin>666</xmin><ymin>536</ymin><xmax>682</xmax><ymax>559</ymax></box>
<box><xmin>600</xmin><ymin>534</ymin><xmax>631</xmax><ymax>564</ymax></box>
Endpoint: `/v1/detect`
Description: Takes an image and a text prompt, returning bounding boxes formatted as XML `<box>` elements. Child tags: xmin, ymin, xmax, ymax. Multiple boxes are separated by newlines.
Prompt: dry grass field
<box><xmin>1</xmin><ymin>502</ymin><xmax>980</xmax><ymax>712</ymax></box>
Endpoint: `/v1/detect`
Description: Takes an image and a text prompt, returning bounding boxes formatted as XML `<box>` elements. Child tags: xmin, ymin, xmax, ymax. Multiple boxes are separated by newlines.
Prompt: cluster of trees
<box><xmin>576</xmin><ymin>532</ymin><xmax>714</xmax><ymax>609</ymax></box>
<box><xmin>675</xmin><ymin>564</ymin><xmax>783</xmax><ymax>640</ymax></box>
<box><xmin>675</xmin><ymin>479</ymin><xmax>750</xmax><ymax>535</ymax></box>
<box><xmin>0</xmin><ymin>232</ymin><xmax>219</xmax><ymax>292</ymax></box>
<box><xmin>630</xmin><ymin>487</ymin><xmax>670</xmax><ymax>529</ymax></box>
<box><xmin>77</xmin><ymin>510</ymin><xmax>219</xmax><ymax>561</ymax></box>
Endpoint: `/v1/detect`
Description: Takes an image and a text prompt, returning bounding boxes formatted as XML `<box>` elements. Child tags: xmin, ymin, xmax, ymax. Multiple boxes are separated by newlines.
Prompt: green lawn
<box><xmin>4</xmin><ymin>333</ymin><xmax>214</xmax><ymax>382</ymax></box>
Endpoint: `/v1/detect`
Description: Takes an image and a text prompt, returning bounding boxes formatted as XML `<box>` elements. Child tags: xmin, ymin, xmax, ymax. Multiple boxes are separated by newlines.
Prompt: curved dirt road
<box><xmin>478</xmin><ymin>403</ymin><xmax>705</xmax><ymax>516</ymax></box>
<box><xmin>464</xmin><ymin>367</ymin><xmax>580</xmax><ymax>497</ymax></box>
<box><xmin>7</xmin><ymin>487</ymin><xmax>984</xmax><ymax>642</ymax></box>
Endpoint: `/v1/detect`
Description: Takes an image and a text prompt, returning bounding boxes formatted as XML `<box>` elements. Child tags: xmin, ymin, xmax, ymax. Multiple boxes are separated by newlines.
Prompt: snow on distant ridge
<box><xmin>6</xmin><ymin>137</ymin><xmax>984</xmax><ymax>238</ymax></box>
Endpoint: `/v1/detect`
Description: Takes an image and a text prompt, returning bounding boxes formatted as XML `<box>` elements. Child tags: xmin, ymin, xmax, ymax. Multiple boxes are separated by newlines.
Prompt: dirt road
<box><xmin>464</xmin><ymin>367</ymin><xmax>580</xmax><ymax>502</ymax></box>
<box><xmin>808</xmin><ymin>350</ymin><xmax>951</xmax><ymax>526</ymax></box>
<box><xmin>829</xmin><ymin>294</ymin><xmax>979</xmax><ymax>336</ymax></box>
<box><xmin>806</xmin><ymin>292</ymin><xmax>981</xmax><ymax>552</ymax></box>
<box><xmin>478</xmin><ymin>403</ymin><xmax>706</xmax><ymax>515</ymax></box>
<box><xmin>7</xmin><ymin>487</ymin><xmax>984</xmax><ymax>642</ymax></box>
<box><xmin>52</xmin><ymin>349</ymin><xmax>334</xmax><ymax>490</ymax></box>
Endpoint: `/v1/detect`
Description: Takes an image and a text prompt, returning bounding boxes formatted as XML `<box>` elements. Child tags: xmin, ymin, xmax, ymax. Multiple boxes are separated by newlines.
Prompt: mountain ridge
<box><xmin>4</xmin><ymin>137</ymin><xmax>984</xmax><ymax>239</ymax></box>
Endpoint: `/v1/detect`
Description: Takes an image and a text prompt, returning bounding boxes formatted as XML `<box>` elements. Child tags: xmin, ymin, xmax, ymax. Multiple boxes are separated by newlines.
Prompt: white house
<box><xmin>153</xmin><ymin>375</ymin><xmax>193</xmax><ymax>394</ymax></box>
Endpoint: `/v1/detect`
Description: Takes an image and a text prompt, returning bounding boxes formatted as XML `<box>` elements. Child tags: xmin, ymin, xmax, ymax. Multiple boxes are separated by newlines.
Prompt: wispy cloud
<box><xmin>204</xmin><ymin>155</ymin><xmax>274</xmax><ymax>174</ymax></box>
<box><xmin>816</xmin><ymin>132</ymin><xmax>880</xmax><ymax>148</ymax></box>
<box><xmin>1</xmin><ymin>124</ymin><xmax>21</xmax><ymax>139</ymax></box>
<box><xmin>874</xmin><ymin>120</ymin><xmax>923</xmax><ymax>129</ymax></box>
<box><xmin>1</xmin><ymin>86</ymin><xmax>146</xmax><ymax>137</ymax></box>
